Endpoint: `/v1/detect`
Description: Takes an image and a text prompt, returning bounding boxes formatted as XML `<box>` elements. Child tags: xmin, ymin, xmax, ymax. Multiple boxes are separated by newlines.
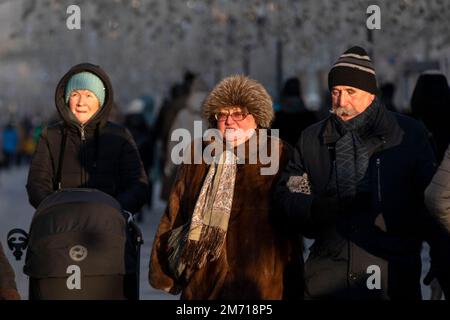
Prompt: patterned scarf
<box><xmin>334</xmin><ymin>99</ymin><xmax>380</xmax><ymax>199</ymax></box>
<box><xmin>167</xmin><ymin>149</ymin><xmax>237</xmax><ymax>281</ymax></box>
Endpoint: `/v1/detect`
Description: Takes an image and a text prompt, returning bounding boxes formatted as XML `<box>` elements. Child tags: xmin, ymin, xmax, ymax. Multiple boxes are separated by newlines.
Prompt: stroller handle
<box><xmin>128</xmin><ymin>220</ymin><xmax>144</xmax><ymax>246</ymax></box>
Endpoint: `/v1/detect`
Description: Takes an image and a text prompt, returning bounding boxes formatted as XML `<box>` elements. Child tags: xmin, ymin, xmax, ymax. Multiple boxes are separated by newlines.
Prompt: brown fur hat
<box><xmin>203</xmin><ymin>75</ymin><xmax>274</xmax><ymax>128</ymax></box>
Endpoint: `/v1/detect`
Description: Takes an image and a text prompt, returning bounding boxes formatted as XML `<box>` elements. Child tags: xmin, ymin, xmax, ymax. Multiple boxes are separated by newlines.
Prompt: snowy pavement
<box><xmin>0</xmin><ymin>166</ymin><xmax>437</xmax><ymax>300</ymax></box>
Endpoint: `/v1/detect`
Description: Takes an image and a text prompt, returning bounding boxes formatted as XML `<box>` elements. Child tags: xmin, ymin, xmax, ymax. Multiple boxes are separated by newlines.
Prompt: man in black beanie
<box><xmin>275</xmin><ymin>46</ymin><xmax>450</xmax><ymax>300</ymax></box>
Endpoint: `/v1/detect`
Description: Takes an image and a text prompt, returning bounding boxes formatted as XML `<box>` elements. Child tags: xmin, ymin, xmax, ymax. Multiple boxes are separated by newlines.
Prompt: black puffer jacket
<box><xmin>26</xmin><ymin>63</ymin><xmax>148</xmax><ymax>213</ymax></box>
<box><xmin>276</xmin><ymin>105</ymin><xmax>450</xmax><ymax>300</ymax></box>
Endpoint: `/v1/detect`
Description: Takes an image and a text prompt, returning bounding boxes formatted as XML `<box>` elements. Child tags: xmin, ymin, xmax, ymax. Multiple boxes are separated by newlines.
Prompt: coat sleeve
<box><xmin>26</xmin><ymin>130</ymin><xmax>54</xmax><ymax>209</ymax></box>
<box><xmin>414</xmin><ymin>129</ymin><xmax>450</xmax><ymax>298</ymax></box>
<box><xmin>149</xmin><ymin>163</ymin><xmax>189</xmax><ymax>293</ymax></box>
<box><xmin>274</xmin><ymin>133</ymin><xmax>321</xmax><ymax>239</ymax></box>
<box><xmin>0</xmin><ymin>243</ymin><xmax>20</xmax><ymax>300</ymax></box>
<box><xmin>116</xmin><ymin>128</ymin><xmax>149</xmax><ymax>213</ymax></box>
<box><xmin>425</xmin><ymin>144</ymin><xmax>450</xmax><ymax>233</ymax></box>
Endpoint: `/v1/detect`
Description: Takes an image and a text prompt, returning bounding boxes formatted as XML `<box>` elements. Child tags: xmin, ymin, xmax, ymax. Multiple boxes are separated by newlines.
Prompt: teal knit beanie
<box><xmin>65</xmin><ymin>72</ymin><xmax>106</xmax><ymax>107</ymax></box>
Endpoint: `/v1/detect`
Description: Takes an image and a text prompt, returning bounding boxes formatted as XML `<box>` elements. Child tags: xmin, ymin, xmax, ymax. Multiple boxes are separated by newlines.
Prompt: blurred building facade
<box><xmin>0</xmin><ymin>0</ymin><xmax>450</xmax><ymax>119</ymax></box>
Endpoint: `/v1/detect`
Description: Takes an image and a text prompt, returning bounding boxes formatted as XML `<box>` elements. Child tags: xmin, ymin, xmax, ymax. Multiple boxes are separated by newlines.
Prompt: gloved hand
<box><xmin>310</xmin><ymin>194</ymin><xmax>340</xmax><ymax>225</ymax></box>
<box><xmin>163</xmin><ymin>284</ymin><xmax>182</xmax><ymax>295</ymax></box>
<box><xmin>345</xmin><ymin>192</ymin><xmax>371</xmax><ymax>216</ymax></box>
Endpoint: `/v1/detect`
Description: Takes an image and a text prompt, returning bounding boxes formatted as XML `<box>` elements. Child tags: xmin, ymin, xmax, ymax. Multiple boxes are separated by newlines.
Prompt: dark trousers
<box><xmin>123</xmin><ymin>223</ymin><xmax>140</xmax><ymax>300</ymax></box>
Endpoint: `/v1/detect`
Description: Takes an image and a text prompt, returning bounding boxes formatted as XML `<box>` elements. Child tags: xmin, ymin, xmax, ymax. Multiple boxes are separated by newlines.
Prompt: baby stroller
<box><xmin>18</xmin><ymin>188</ymin><xmax>143</xmax><ymax>300</ymax></box>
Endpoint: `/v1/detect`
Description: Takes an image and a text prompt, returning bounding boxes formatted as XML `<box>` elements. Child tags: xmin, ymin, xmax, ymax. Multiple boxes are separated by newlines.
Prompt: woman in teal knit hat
<box><xmin>65</xmin><ymin>71</ymin><xmax>106</xmax><ymax>124</ymax></box>
<box><xmin>26</xmin><ymin>63</ymin><xmax>149</xmax><ymax>300</ymax></box>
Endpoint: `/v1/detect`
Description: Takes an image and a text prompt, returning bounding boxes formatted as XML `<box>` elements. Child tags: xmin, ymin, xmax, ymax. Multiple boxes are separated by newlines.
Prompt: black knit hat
<box><xmin>328</xmin><ymin>46</ymin><xmax>378</xmax><ymax>94</ymax></box>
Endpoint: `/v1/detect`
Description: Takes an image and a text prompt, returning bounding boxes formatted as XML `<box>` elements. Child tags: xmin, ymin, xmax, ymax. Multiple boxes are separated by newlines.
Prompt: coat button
<box><xmin>349</xmin><ymin>272</ymin><xmax>358</xmax><ymax>281</ymax></box>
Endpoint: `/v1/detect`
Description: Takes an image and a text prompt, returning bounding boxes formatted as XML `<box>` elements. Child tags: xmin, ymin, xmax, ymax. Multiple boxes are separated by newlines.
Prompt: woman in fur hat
<box><xmin>149</xmin><ymin>75</ymin><xmax>303</xmax><ymax>299</ymax></box>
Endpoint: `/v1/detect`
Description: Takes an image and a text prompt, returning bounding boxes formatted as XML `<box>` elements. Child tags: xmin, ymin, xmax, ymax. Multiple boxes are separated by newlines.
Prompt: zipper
<box><xmin>80</xmin><ymin>125</ymin><xmax>86</xmax><ymax>141</ymax></box>
<box><xmin>80</xmin><ymin>125</ymin><xmax>86</xmax><ymax>186</ymax></box>
<box><xmin>347</xmin><ymin>239</ymin><xmax>352</xmax><ymax>292</ymax></box>
<box><xmin>328</xmin><ymin>144</ymin><xmax>338</xmax><ymax>197</ymax></box>
<box><xmin>376</xmin><ymin>135</ymin><xmax>386</xmax><ymax>204</ymax></box>
<box><xmin>376</xmin><ymin>158</ymin><xmax>382</xmax><ymax>203</ymax></box>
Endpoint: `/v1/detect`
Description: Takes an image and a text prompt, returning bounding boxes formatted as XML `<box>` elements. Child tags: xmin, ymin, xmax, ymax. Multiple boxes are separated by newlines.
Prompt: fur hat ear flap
<box><xmin>203</xmin><ymin>75</ymin><xmax>274</xmax><ymax>128</ymax></box>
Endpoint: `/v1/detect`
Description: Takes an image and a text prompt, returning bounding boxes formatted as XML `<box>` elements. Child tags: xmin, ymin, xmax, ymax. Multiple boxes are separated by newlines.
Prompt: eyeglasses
<box><xmin>214</xmin><ymin>111</ymin><xmax>249</xmax><ymax>122</ymax></box>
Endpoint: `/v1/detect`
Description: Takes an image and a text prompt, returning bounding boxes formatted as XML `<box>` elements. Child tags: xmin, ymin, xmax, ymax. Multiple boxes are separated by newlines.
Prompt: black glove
<box><xmin>310</xmin><ymin>194</ymin><xmax>340</xmax><ymax>225</ymax></box>
<box><xmin>340</xmin><ymin>192</ymin><xmax>371</xmax><ymax>216</ymax></box>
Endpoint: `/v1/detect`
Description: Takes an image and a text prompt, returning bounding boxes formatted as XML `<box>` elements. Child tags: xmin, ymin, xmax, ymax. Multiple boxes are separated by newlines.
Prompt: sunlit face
<box><xmin>68</xmin><ymin>89</ymin><xmax>100</xmax><ymax>124</ymax></box>
<box><xmin>215</xmin><ymin>106</ymin><xmax>257</xmax><ymax>146</ymax></box>
<box><xmin>331</xmin><ymin>86</ymin><xmax>375</xmax><ymax>121</ymax></box>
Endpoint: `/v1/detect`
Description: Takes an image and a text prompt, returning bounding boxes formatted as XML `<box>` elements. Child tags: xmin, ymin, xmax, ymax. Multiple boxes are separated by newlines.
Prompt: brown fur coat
<box><xmin>149</xmin><ymin>134</ymin><xmax>303</xmax><ymax>300</ymax></box>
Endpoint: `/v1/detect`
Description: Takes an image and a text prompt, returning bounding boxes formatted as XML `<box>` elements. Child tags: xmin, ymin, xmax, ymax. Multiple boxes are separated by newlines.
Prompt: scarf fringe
<box><xmin>181</xmin><ymin>226</ymin><xmax>226</xmax><ymax>269</ymax></box>
<box><xmin>166</xmin><ymin>224</ymin><xmax>190</xmax><ymax>279</ymax></box>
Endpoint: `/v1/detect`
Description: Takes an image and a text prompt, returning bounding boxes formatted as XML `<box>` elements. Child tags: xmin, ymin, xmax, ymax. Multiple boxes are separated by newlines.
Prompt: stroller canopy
<box><xmin>24</xmin><ymin>188</ymin><xmax>126</xmax><ymax>278</ymax></box>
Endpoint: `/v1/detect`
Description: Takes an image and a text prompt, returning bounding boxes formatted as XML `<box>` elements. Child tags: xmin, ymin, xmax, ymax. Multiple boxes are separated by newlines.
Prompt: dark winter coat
<box><xmin>272</xmin><ymin>96</ymin><xmax>317</xmax><ymax>146</ymax></box>
<box><xmin>149</xmin><ymin>134</ymin><xmax>303</xmax><ymax>299</ymax></box>
<box><xmin>26</xmin><ymin>63</ymin><xmax>148</xmax><ymax>213</ymax></box>
<box><xmin>410</xmin><ymin>73</ymin><xmax>450</xmax><ymax>163</ymax></box>
<box><xmin>275</xmin><ymin>105</ymin><xmax>450</xmax><ymax>300</ymax></box>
